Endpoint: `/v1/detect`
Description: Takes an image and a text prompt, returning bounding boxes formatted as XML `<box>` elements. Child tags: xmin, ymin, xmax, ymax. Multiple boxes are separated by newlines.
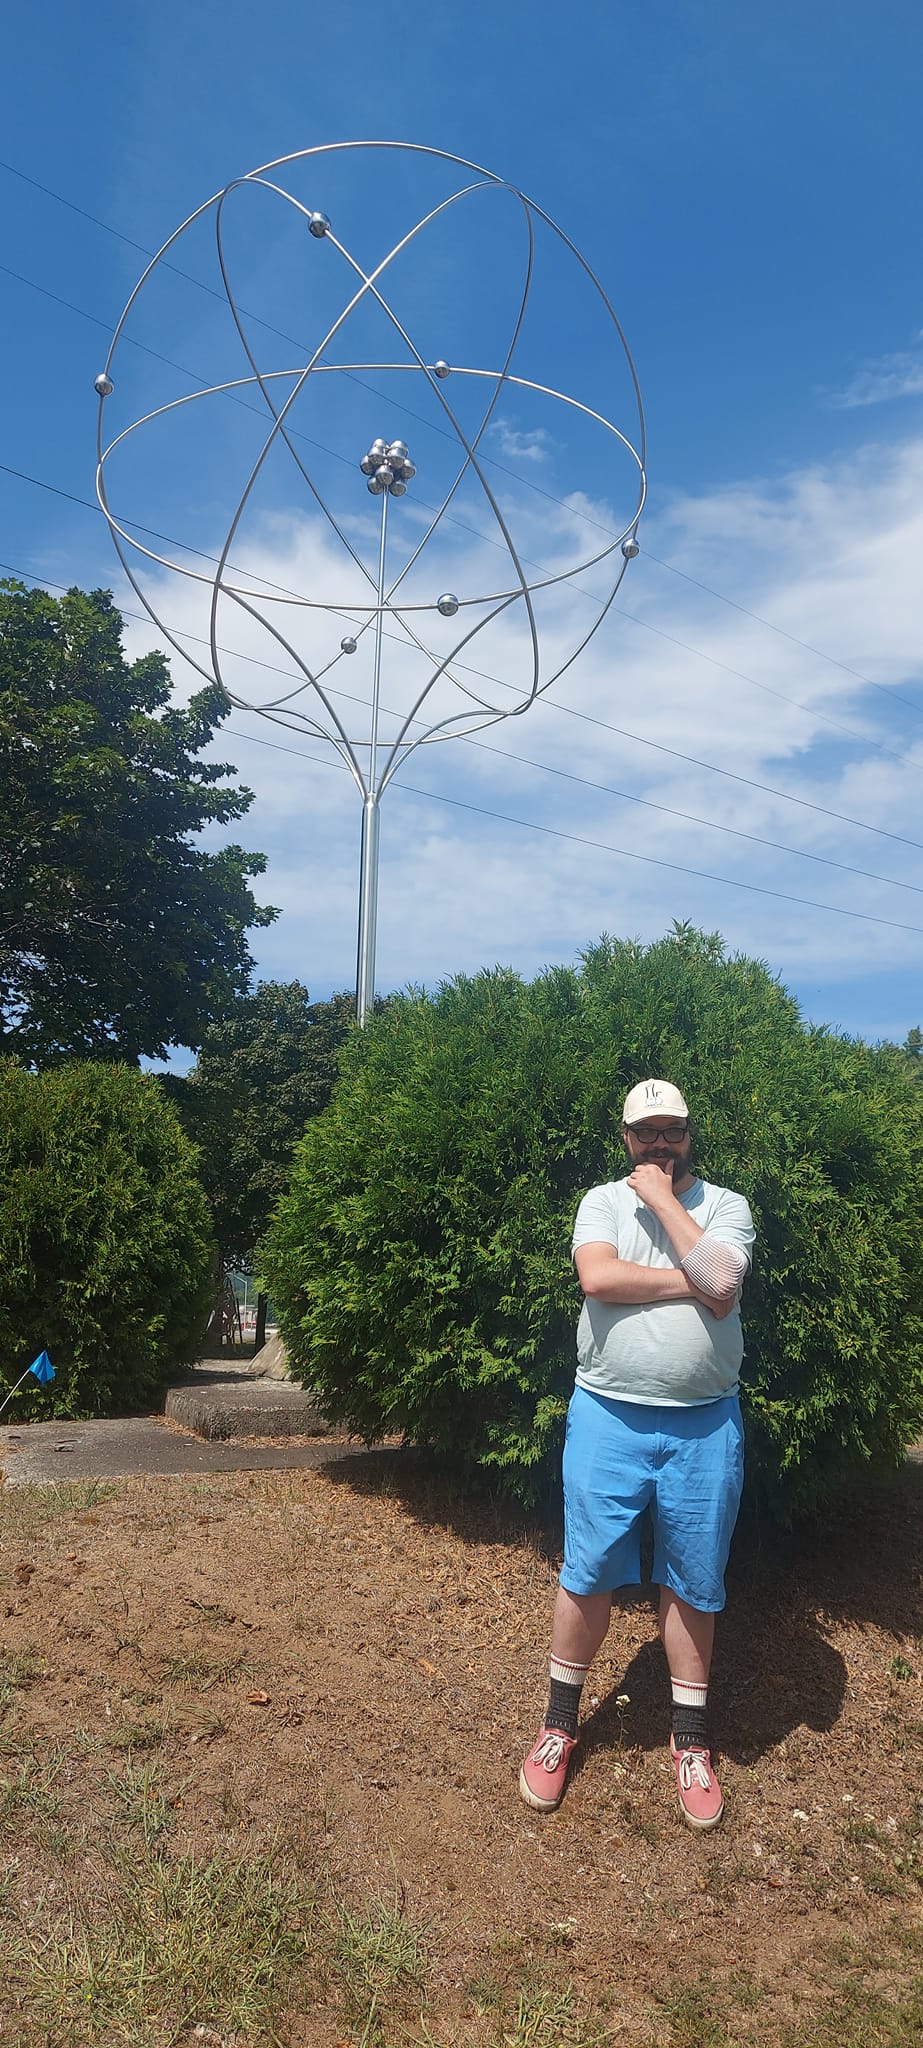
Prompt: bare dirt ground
<box><xmin>2</xmin><ymin>1440</ymin><xmax>923</xmax><ymax>2046</ymax></box>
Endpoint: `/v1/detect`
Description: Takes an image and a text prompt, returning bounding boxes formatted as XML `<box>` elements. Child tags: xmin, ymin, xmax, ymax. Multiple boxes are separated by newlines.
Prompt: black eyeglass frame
<box><xmin>624</xmin><ymin>1121</ymin><xmax>690</xmax><ymax>1144</ymax></box>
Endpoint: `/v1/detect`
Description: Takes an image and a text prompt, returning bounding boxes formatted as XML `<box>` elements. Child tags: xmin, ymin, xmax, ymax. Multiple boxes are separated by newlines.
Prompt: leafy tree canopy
<box><xmin>882</xmin><ymin>1026</ymin><xmax>923</xmax><ymax>1078</ymax></box>
<box><xmin>166</xmin><ymin>982</ymin><xmax>358</xmax><ymax>1271</ymax></box>
<box><xmin>0</xmin><ymin>580</ymin><xmax>276</xmax><ymax>1065</ymax></box>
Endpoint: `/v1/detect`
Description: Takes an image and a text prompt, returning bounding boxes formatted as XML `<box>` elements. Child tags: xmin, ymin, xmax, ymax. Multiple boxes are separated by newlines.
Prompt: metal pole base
<box><xmin>356</xmin><ymin>793</ymin><xmax>381</xmax><ymax>1028</ymax></box>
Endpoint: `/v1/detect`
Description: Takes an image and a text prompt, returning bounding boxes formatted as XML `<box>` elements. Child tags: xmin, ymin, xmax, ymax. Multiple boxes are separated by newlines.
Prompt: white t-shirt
<box><xmin>571</xmin><ymin>1176</ymin><xmax>755</xmax><ymax>1407</ymax></box>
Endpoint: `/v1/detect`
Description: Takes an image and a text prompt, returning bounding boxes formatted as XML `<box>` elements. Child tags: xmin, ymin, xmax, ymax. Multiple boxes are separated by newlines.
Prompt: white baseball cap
<box><xmin>622</xmin><ymin>1079</ymin><xmax>689</xmax><ymax>1126</ymax></box>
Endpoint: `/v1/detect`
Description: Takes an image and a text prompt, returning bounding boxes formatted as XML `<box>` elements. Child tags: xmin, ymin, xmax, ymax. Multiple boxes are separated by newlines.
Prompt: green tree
<box><xmin>0</xmin><ymin>580</ymin><xmax>276</xmax><ymax>1065</ymax></box>
<box><xmin>882</xmin><ymin>1025</ymin><xmax>923</xmax><ymax>1081</ymax></box>
<box><xmin>167</xmin><ymin>982</ymin><xmax>356</xmax><ymax>1275</ymax></box>
<box><xmin>0</xmin><ymin>1060</ymin><xmax>214</xmax><ymax>1416</ymax></box>
<box><xmin>262</xmin><ymin>928</ymin><xmax>923</xmax><ymax>1520</ymax></box>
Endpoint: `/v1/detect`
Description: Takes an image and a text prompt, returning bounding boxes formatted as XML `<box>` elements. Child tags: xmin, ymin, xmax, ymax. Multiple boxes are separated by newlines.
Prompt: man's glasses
<box><xmin>628</xmin><ymin>1123</ymin><xmax>689</xmax><ymax>1144</ymax></box>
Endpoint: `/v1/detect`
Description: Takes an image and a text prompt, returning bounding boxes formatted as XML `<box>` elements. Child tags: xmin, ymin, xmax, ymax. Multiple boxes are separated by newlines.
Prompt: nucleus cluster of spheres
<box><xmin>360</xmin><ymin>436</ymin><xmax>416</xmax><ymax>497</ymax></box>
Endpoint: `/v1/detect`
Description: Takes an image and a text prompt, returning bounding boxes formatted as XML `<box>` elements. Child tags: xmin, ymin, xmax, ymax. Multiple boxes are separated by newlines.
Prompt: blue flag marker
<box><xmin>0</xmin><ymin>1348</ymin><xmax>55</xmax><ymax>1422</ymax></box>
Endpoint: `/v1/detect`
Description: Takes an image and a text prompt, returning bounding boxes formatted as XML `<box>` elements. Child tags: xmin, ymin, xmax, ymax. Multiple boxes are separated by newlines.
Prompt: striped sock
<box><xmin>545</xmin><ymin>1655</ymin><xmax>590</xmax><ymax>1739</ymax></box>
<box><xmin>671</xmin><ymin>1677</ymin><xmax>709</xmax><ymax>1750</ymax></box>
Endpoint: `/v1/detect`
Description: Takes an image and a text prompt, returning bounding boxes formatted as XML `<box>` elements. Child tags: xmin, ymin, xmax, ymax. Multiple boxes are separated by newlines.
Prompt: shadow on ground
<box><xmin>321</xmin><ymin>1446</ymin><xmax>923</xmax><ymax>1764</ymax></box>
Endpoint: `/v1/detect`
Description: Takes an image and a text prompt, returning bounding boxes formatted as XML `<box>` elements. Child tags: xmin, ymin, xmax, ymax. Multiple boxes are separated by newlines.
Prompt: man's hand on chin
<box><xmin>627</xmin><ymin>1161</ymin><xmax>677</xmax><ymax>1209</ymax></box>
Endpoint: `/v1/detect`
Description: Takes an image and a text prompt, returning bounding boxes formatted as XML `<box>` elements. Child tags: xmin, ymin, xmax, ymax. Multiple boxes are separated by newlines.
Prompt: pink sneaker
<box><xmin>670</xmin><ymin>1738</ymin><xmax>724</xmax><ymax>1831</ymax></box>
<box><xmin>519</xmin><ymin>1726</ymin><xmax>577</xmax><ymax>1811</ymax></box>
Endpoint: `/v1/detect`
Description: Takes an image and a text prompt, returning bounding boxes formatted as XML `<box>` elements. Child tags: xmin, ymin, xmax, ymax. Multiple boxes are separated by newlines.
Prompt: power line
<box><xmin>7</xmin><ymin>449</ymin><xmax>923</xmax><ymax>873</ymax></box>
<box><xmin>4</xmin><ymin>544</ymin><xmax>923</xmax><ymax>872</ymax></box>
<box><xmin>4</xmin><ymin>554</ymin><xmax>923</xmax><ymax>936</ymax></box>
<box><xmin>216</xmin><ymin>719</ymin><xmax>923</xmax><ymax>943</ymax></box>
<box><xmin>5</xmin><ymin>425</ymin><xmax>923</xmax><ymax>787</ymax></box>
<box><xmin>4</xmin><ymin>162</ymin><xmax>921</xmax><ymax>965</ymax></box>
<box><xmin>605</xmin><ymin>600</ymin><xmax>923</xmax><ymax>770</ymax></box>
<box><xmin>4</xmin><ymin>151</ymin><xmax>921</xmax><ymax>727</ymax></box>
<box><xmin>5</xmin><ymin>536</ymin><xmax>923</xmax><ymax>864</ymax></box>
<box><xmin>547</xmin><ymin>703</ymin><xmax>923</xmax><ymax>852</ymax></box>
<box><xmin>469</xmin><ymin>739</ymin><xmax>923</xmax><ymax>897</ymax></box>
<box><xmin>639</xmin><ymin>548</ymin><xmax>916</xmax><ymax>701</ymax></box>
<box><xmin>4</xmin><ymin>214</ymin><xmax>922</xmax><ymax>762</ymax></box>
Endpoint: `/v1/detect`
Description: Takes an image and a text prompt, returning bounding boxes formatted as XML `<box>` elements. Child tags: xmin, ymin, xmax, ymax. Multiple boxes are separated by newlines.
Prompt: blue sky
<box><xmin>3</xmin><ymin>0</ymin><xmax>923</xmax><ymax>1050</ymax></box>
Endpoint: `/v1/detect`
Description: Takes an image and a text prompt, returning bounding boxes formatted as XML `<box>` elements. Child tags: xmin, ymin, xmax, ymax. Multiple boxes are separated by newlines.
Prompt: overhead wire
<box><xmin>4</xmin><ymin>162</ymin><xmax>923</xmax><ymax>944</ymax></box>
<box><xmin>4</xmin><ymin>152</ymin><xmax>922</xmax><ymax>726</ymax></box>
<box><xmin>3</xmin><ymin>173</ymin><xmax>923</xmax><ymax>766</ymax></box>
<box><xmin>5</xmin><ymin>552</ymin><xmax>923</xmax><ymax>939</ymax></box>
<box><xmin>3</xmin><ymin>463</ymin><xmax>923</xmax><ymax>868</ymax></box>
<box><xmin>4</xmin><ymin>253</ymin><xmax>922</xmax><ymax>767</ymax></box>
<box><xmin>215</xmin><ymin>721</ymin><xmax>923</xmax><ymax>943</ymax></box>
<box><xmin>5</xmin><ymin>402</ymin><xmax>923</xmax><ymax>786</ymax></box>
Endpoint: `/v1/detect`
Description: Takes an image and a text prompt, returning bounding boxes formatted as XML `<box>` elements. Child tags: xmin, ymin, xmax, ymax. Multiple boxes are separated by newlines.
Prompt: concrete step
<box><xmin>164</xmin><ymin>1364</ymin><xmax>333</xmax><ymax>1441</ymax></box>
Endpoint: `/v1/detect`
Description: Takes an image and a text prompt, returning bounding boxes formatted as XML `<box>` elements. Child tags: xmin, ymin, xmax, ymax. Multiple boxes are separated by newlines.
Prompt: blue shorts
<box><xmin>561</xmin><ymin>1386</ymin><xmax>744</xmax><ymax>1613</ymax></box>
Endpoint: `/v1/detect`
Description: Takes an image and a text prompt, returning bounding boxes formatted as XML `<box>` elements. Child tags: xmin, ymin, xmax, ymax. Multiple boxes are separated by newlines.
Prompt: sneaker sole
<box><xmin>518</xmin><ymin>1765</ymin><xmax>564</xmax><ymax>1812</ymax></box>
<box><xmin>678</xmin><ymin>1798</ymin><xmax>724</xmax><ymax>1833</ymax></box>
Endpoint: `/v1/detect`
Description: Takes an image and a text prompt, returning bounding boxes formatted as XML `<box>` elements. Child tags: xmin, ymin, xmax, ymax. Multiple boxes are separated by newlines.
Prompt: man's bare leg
<box><xmin>658</xmin><ymin>1587</ymin><xmax>714</xmax><ymax>1684</ymax></box>
<box><xmin>659</xmin><ymin>1587</ymin><xmax>723</xmax><ymax>1829</ymax></box>
<box><xmin>520</xmin><ymin>1587</ymin><xmax>612</xmax><ymax>1808</ymax></box>
<box><xmin>550</xmin><ymin>1586</ymin><xmax>613</xmax><ymax>1668</ymax></box>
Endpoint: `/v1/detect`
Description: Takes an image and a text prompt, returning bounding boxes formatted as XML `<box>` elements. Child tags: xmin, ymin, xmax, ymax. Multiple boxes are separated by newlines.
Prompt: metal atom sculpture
<box><xmin>95</xmin><ymin>142</ymin><xmax>646</xmax><ymax>1023</ymax></box>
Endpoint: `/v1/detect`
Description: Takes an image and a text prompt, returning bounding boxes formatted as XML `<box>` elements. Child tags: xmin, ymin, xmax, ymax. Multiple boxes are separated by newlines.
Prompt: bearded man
<box><xmin>520</xmin><ymin>1079</ymin><xmax>754</xmax><ymax>1830</ymax></box>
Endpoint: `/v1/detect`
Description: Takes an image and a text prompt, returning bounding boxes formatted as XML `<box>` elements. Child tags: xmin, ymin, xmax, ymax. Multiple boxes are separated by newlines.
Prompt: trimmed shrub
<box><xmin>262</xmin><ymin>929</ymin><xmax>923</xmax><ymax>1519</ymax></box>
<box><xmin>0</xmin><ymin>1061</ymin><xmax>215</xmax><ymax>1416</ymax></box>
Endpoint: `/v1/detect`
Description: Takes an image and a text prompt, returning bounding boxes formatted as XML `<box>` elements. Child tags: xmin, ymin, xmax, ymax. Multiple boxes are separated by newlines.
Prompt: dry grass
<box><xmin>2</xmin><ymin>1454</ymin><xmax>923</xmax><ymax>2044</ymax></box>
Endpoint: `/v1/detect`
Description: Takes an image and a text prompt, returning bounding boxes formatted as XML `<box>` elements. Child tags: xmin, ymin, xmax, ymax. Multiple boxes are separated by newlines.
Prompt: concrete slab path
<box><xmin>0</xmin><ymin>1357</ymin><xmax>373</xmax><ymax>1485</ymax></box>
<box><xmin>0</xmin><ymin>1417</ymin><xmax>370</xmax><ymax>1484</ymax></box>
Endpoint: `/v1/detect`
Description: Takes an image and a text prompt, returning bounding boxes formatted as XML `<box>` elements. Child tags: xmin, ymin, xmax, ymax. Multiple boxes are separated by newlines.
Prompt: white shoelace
<box><xmin>534</xmin><ymin>1732</ymin><xmax>569</xmax><ymax>1771</ymax></box>
<box><xmin>677</xmin><ymin>1748</ymin><xmax>712</xmax><ymax>1791</ymax></box>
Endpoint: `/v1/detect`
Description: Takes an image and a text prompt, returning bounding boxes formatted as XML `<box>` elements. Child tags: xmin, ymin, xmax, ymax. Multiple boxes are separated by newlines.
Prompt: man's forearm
<box><xmin>625</xmin><ymin>1170</ymin><xmax>746</xmax><ymax>1299</ymax></box>
<box><xmin>628</xmin><ymin>1181</ymin><xmax>705</xmax><ymax>1262</ymax></box>
<box><xmin>575</xmin><ymin>1249</ymin><xmax>697</xmax><ymax>1305</ymax></box>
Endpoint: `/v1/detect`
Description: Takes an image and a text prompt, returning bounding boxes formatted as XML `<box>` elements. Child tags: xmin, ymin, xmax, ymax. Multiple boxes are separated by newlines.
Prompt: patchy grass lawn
<box><xmin>2</xmin><ymin>1455</ymin><xmax>923</xmax><ymax>2045</ymax></box>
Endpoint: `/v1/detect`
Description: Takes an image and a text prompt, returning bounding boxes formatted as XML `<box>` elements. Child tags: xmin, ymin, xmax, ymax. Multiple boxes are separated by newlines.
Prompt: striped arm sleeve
<box><xmin>681</xmin><ymin>1238</ymin><xmax>749</xmax><ymax>1297</ymax></box>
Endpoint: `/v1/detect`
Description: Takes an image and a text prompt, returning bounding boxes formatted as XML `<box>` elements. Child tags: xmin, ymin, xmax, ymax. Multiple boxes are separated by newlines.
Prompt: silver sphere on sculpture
<box><xmin>308</xmin><ymin>211</ymin><xmax>330</xmax><ymax>238</ymax></box>
<box><xmin>94</xmin><ymin>373</ymin><xmax>114</xmax><ymax>397</ymax></box>
<box><xmin>621</xmin><ymin>536</ymin><xmax>641</xmax><ymax>560</ymax></box>
<box><xmin>437</xmin><ymin>593</ymin><xmax>460</xmax><ymax>618</ymax></box>
<box><xmin>433</xmin><ymin>360</ymin><xmax>451</xmax><ymax>378</ymax></box>
<box><xmin>340</xmin><ymin>635</ymin><xmax>358</xmax><ymax>654</ymax></box>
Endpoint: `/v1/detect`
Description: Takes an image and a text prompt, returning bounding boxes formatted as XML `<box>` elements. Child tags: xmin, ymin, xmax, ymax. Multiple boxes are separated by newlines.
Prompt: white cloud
<box><xmin>115</xmin><ymin>430</ymin><xmax>923</xmax><ymax>1037</ymax></box>
<box><xmin>490</xmin><ymin>418</ymin><xmax>552</xmax><ymax>464</ymax></box>
<box><xmin>826</xmin><ymin>342</ymin><xmax>923</xmax><ymax>409</ymax></box>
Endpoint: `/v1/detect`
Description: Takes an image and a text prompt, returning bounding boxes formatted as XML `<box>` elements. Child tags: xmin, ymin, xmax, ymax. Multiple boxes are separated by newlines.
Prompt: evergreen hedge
<box><xmin>262</xmin><ymin>929</ymin><xmax>923</xmax><ymax>1519</ymax></box>
<box><xmin>0</xmin><ymin>1062</ymin><xmax>215</xmax><ymax>1416</ymax></box>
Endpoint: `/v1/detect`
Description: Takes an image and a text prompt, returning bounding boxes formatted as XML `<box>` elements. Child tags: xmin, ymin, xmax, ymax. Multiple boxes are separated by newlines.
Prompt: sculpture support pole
<box><xmin>356</xmin><ymin>792</ymin><xmax>380</xmax><ymax>1029</ymax></box>
<box><xmin>356</xmin><ymin>487</ymin><xmax>389</xmax><ymax>1027</ymax></box>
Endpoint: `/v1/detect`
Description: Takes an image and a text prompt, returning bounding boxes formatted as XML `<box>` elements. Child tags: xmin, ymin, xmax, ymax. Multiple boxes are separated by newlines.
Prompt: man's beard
<box><xmin>634</xmin><ymin>1139</ymin><xmax>693</xmax><ymax>1180</ymax></box>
